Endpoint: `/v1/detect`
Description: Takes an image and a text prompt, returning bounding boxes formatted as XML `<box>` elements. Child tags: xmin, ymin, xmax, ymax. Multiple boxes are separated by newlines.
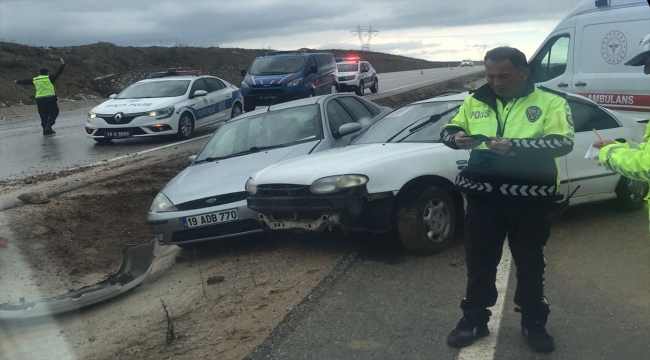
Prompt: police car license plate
<box><xmin>104</xmin><ymin>130</ymin><xmax>132</xmax><ymax>139</ymax></box>
<box><xmin>258</xmin><ymin>95</ymin><xmax>276</xmax><ymax>101</ymax></box>
<box><xmin>182</xmin><ymin>209</ymin><xmax>239</xmax><ymax>229</ymax></box>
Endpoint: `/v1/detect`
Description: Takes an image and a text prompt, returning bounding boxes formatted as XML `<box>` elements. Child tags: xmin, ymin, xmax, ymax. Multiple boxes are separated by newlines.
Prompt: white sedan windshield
<box><xmin>116</xmin><ymin>80</ymin><xmax>190</xmax><ymax>99</ymax></box>
<box><xmin>195</xmin><ymin>104</ymin><xmax>323</xmax><ymax>162</ymax></box>
<box><xmin>353</xmin><ymin>100</ymin><xmax>464</xmax><ymax>144</ymax></box>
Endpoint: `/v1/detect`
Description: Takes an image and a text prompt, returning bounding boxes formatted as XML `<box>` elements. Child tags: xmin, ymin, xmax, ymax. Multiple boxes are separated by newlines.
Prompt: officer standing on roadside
<box><xmin>440</xmin><ymin>46</ymin><xmax>574</xmax><ymax>353</ymax></box>
<box><xmin>14</xmin><ymin>57</ymin><xmax>66</xmax><ymax>135</ymax></box>
<box><xmin>593</xmin><ymin>33</ymin><xmax>650</xmax><ymax>228</ymax></box>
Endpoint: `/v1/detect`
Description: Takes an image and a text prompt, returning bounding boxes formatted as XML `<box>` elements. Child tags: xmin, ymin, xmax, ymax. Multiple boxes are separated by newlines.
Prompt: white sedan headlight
<box><xmin>310</xmin><ymin>175</ymin><xmax>368</xmax><ymax>194</ymax></box>
<box><xmin>147</xmin><ymin>106</ymin><xmax>175</xmax><ymax>119</ymax></box>
<box><xmin>87</xmin><ymin>112</ymin><xmax>97</xmax><ymax>121</ymax></box>
<box><xmin>245</xmin><ymin>177</ymin><xmax>258</xmax><ymax>195</ymax></box>
<box><xmin>286</xmin><ymin>78</ymin><xmax>302</xmax><ymax>88</ymax></box>
<box><xmin>150</xmin><ymin>193</ymin><xmax>177</xmax><ymax>212</ymax></box>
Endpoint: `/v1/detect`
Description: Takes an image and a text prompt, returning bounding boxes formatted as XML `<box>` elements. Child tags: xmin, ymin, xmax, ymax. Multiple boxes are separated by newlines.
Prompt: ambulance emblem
<box><xmin>601</xmin><ymin>31</ymin><xmax>627</xmax><ymax>65</ymax></box>
<box><xmin>526</xmin><ymin>106</ymin><xmax>542</xmax><ymax>122</ymax></box>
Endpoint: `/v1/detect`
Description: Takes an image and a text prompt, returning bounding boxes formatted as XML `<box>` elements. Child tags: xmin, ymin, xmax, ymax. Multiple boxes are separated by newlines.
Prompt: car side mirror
<box><xmin>193</xmin><ymin>90</ymin><xmax>208</xmax><ymax>98</ymax></box>
<box><xmin>109</xmin><ymin>94</ymin><xmax>117</xmax><ymax>99</ymax></box>
<box><xmin>310</xmin><ymin>65</ymin><xmax>318</xmax><ymax>75</ymax></box>
<box><xmin>187</xmin><ymin>155</ymin><xmax>197</xmax><ymax>165</ymax></box>
<box><xmin>361</xmin><ymin>68</ymin><xmax>368</xmax><ymax>73</ymax></box>
<box><xmin>240</xmin><ymin>69</ymin><xmax>247</xmax><ymax>77</ymax></box>
<box><xmin>337</xmin><ymin>123</ymin><xmax>362</xmax><ymax>138</ymax></box>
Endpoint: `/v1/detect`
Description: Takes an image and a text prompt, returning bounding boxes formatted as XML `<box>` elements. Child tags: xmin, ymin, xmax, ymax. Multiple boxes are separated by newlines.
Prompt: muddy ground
<box><xmin>0</xmin><ymin>74</ymin><xmax>483</xmax><ymax>360</ymax></box>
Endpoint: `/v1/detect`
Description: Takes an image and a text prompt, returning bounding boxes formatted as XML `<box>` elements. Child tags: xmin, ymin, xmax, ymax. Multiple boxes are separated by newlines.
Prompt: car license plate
<box><xmin>104</xmin><ymin>130</ymin><xmax>132</xmax><ymax>139</ymax></box>
<box><xmin>181</xmin><ymin>209</ymin><xmax>239</xmax><ymax>229</ymax></box>
<box><xmin>258</xmin><ymin>95</ymin><xmax>276</xmax><ymax>101</ymax></box>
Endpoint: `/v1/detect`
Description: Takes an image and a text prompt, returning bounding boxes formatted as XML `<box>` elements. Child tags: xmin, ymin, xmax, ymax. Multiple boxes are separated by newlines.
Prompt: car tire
<box><xmin>176</xmin><ymin>112</ymin><xmax>194</xmax><ymax>140</ymax></box>
<box><xmin>355</xmin><ymin>81</ymin><xmax>364</xmax><ymax>96</ymax></box>
<box><xmin>614</xmin><ymin>176</ymin><xmax>648</xmax><ymax>211</ymax></box>
<box><xmin>94</xmin><ymin>138</ymin><xmax>112</xmax><ymax>144</ymax></box>
<box><xmin>396</xmin><ymin>186</ymin><xmax>456</xmax><ymax>255</ymax></box>
<box><xmin>370</xmin><ymin>78</ymin><xmax>378</xmax><ymax>93</ymax></box>
<box><xmin>309</xmin><ymin>90</ymin><xmax>315</xmax><ymax>97</ymax></box>
<box><xmin>244</xmin><ymin>101</ymin><xmax>255</xmax><ymax>112</ymax></box>
<box><xmin>231</xmin><ymin>102</ymin><xmax>242</xmax><ymax>118</ymax></box>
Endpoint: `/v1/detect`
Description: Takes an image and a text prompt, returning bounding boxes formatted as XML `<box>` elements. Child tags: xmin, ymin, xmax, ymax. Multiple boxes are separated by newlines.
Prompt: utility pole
<box><xmin>351</xmin><ymin>26</ymin><xmax>379</xmax><ymax>51</ymax></box>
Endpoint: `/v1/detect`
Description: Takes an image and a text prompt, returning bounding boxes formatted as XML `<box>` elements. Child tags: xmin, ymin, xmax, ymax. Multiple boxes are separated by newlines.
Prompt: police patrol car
<box><xmin>85</xmin><ymin>70</ymin><xmax>244</xmax><ymax>143</ymax></box>
<box><xmin>335</xmin><ymin>56</ymin><xmax>378</xmax><ymax>96</ymax></box>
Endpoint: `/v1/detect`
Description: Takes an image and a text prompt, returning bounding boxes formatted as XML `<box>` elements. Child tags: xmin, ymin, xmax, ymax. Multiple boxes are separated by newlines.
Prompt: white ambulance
<box><xmin>528</xmin><ymin>0</ymin><xmax>650</xmax><ymax>122</ymax></box>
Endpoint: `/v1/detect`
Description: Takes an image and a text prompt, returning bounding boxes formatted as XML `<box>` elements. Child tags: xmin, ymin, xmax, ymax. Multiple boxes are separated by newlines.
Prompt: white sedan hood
<box><xmin>252</xmin><ymin>142</ymin><xmax>469</xmax><ymax>193</ymax></box>
<box><xmin>163</xmin><ymin>141</ymin><xmax>319</xmax><ymax>205</ymax></box>
<box><xmin>92</xmin><ymin>97</ymin><xmax>181</xmax><ymax>114</ymax></box>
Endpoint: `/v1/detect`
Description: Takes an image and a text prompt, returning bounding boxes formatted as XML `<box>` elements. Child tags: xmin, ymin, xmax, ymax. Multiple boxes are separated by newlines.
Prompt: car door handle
<box><xmin>557</xmin><ymin>82</ymin><xmax>569</xmax><ymax>88</ymax></box>
<box><xmin>575</xmin><ymin>81</ymin><xmax>587</xmax><ymax>87</ymax></box>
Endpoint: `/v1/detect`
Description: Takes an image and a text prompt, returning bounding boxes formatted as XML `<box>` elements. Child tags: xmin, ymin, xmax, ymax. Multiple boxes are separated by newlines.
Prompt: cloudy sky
<box><xmin>0</xmin><ymin>0</ymin><xmax>584</xmax><ymax>61</ymax></box>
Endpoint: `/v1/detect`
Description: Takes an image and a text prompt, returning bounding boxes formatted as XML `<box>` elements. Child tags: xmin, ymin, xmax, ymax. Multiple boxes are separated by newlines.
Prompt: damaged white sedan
<box><xmin>246</xmin><ymin>92</ymin><xmax>647</xmax><ymax>255</ymax></box>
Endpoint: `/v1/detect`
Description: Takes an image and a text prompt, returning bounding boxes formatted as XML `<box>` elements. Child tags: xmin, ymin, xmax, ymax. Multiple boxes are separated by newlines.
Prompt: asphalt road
<box><xmin>248</xmin><ymin>202</ymin><xmax>650</xmax><ymax>360</ymax></box>
<box><xmin>0</xmin><ymin>67</ymin><xmax>483</xmax><ymax>182</ymax></box>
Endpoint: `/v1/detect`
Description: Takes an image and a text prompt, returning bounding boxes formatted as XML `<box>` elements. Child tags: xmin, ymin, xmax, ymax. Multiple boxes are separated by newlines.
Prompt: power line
<box><xmin>474</xmin><ymin>44</ymin><xmax>488</xmax><ymax>59</ymax></box>
<box><xmin>351</xmin><ymin>26</ymin><xmax>379</xmax><ymax>51</ymax></box>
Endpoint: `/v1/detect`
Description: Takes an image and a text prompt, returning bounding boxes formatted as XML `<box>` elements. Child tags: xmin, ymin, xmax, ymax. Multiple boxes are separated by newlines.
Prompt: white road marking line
<box><xmin>373</xmin><ymin>70</ymin><xmax>483</xmax><ymax>96</ymax></box>
<box><xmin>458</xmin><ymin>241</ymin><xmax>512</xmax><ymax>360</ymax></box>
<box><xmin>63</xmin><ymin>134</ymin><xmax>211</xmax><ymax>172</ymax></box>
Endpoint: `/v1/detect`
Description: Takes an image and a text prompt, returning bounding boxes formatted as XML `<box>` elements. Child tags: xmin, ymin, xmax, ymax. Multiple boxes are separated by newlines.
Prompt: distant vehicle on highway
<box><xmin>147</xmin><ymin>93</ymin><xmax>391</xmax><ymax>248</ymax></box>
<box><xmin>246</xmin><ymin>91</ymin><xmax>648</xmax><ymax>255</ymax></box>
<box><xmin>460</xmin><ymin>59</ymin><xmax>474</xmax><ymax>67</ymax></box>
<box><xmin>85</xmin><ymin>70</ymin><xmax>244</xmax><ymax>143</ymax></box>
<box><xmin>336</xmin><ymin>56</ymin><xmax>378</xmax><ymax>96</ymax></box>
<box><xmin>240</xmin><ymin>51</ymin><xmax>339</xmax><ymax>112</ymax></box>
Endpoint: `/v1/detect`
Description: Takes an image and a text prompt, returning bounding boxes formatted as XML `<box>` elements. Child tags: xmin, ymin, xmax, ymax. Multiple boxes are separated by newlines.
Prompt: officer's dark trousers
<box><xmin>461</xmin><ymin>194</ymin><xmax>554</xmax><ymax>325</ymax></box>
<box><xmin>36</xmin><ymin>97</ymin><xmax>59</xmax><ymax>129</ymax></box>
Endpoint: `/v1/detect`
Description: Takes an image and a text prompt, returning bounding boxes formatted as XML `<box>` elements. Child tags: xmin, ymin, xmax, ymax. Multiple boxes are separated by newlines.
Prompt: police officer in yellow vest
<box><xmin>440</xmin><ymin>47</ymin><xmax>574</xmax><ymax>353</ymax></box>
<box><xmin>593</xmin><ymin>33</ymin><xmax>650</xmax><ymax>228</ymax></box>
<box><xmin>14</xmin><ymin>57</ymin><xmax>66</xmax><ymax>135</ymax></box>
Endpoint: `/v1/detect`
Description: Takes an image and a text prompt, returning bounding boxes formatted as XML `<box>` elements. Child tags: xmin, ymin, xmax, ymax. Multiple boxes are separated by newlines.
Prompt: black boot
<box><xmin>447</xmin><ymin>316</ymin><xmax>490</xmax><ymax>348</ymax></box>
<box><xmin>45</xmin><ymin>121</ymin><xmax>56</xmax><ymax>134</ymax></box>
<box><xmin>43</xmin><ymin>127</ymin><xmax>55</xmax><ymax>135</ymax></box>
<box><xmin>521</xmin><ymin>317</ymin><xmax>555</xmax><ymax>353</ymax></box>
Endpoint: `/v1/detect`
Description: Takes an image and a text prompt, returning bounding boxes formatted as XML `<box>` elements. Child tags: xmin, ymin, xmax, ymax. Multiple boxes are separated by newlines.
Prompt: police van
<box><xmin>239</xmin><ymin>51</ymin><xmax>338</xmax><ymax>112</ymax></box>
<box><xmin>528</xmin><ymin>0</ymin><xmax>650</xmax><ymax>121</ymax></box>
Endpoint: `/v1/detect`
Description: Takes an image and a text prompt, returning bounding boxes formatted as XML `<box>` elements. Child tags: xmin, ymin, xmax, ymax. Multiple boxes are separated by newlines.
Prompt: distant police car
<box><xmin>460</xmin><ymin>59</ymin><xmax>474</xmax><ymax>67</ymax></box>
<box><xmin>85</xmin><ymin>70</ymin><xmax>244</xmax><ymax>143</ymax></box>
<box><xmin>336</xmin><ymin>56</ymin><xmax>378</xmax><ymax>96</ymax></box>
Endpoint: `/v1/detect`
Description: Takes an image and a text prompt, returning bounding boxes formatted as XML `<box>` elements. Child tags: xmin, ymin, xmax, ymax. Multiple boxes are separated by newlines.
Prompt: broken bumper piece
<box><xmin>0</xmin><ymin>238</ymin><xmax>155</xmax><ymax>320</ymax></box>
<box><xmin>258</xmin><ymin>213</ymin><xmax>341</xmax><ymax>231</ymax></box>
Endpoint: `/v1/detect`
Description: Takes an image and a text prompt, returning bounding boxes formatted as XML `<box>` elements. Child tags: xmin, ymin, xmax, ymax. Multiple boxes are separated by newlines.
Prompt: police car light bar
<box><xmin>148</xmin><ymin>70</ymin><xmax>201</xmax><ymax>78</ymax></box>
<box><xmin>335</xmin><ymin>56</ymin><xmax>361</xmax><ymax>63</ymax></box>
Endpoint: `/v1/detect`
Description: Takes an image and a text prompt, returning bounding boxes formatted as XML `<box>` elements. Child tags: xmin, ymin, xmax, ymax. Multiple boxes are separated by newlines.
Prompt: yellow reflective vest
<box><xmin>599</xmin><ymin>124</ymin><xmax>650</xmax><ymax>230</ymax></box>
<box><xmin>32</xmin><ymin>75</ymin><xmax>56</xmax><ymax>98</ymax></box>
<box><xmin>440</xmin><ymin>80</ymin><xmax>574</xmax><ymax>201</ymax></box>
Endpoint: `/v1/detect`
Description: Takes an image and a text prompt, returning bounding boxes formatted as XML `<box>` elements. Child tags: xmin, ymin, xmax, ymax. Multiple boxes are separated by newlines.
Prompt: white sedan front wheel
<box><xmin>397</xmin><ymin>186</ymin><xmax>456</xmax><ymax>255</ymax></box>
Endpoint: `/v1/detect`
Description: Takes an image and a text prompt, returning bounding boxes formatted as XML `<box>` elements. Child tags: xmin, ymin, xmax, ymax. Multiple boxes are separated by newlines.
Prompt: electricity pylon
<box><xmin>351</xmin><ymin>26</ymin><xmax>379</xmax><ymax>51</ymax></box>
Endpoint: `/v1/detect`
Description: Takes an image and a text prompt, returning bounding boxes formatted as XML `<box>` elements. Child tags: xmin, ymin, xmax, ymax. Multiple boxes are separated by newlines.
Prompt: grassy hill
<box><xmin>0</xmin><ymin>41</ymin><xmax>467</xmax><ymax>106</ymax></box>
